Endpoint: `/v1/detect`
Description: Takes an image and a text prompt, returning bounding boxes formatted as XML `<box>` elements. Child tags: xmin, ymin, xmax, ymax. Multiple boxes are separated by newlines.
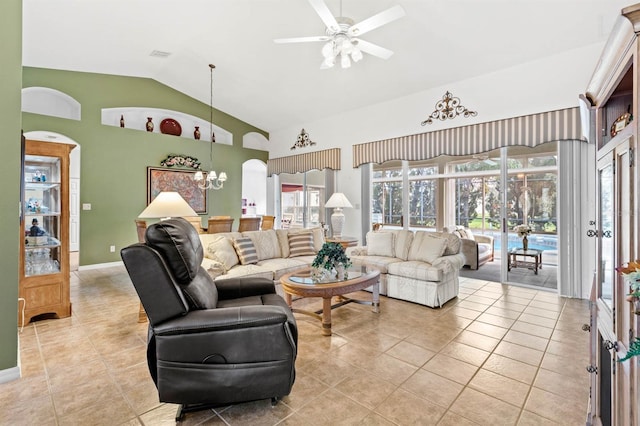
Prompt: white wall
<box><xmin>268</xmin><ymin>43</ymin><xmax>605</xmax><ymax>238</ymax></box>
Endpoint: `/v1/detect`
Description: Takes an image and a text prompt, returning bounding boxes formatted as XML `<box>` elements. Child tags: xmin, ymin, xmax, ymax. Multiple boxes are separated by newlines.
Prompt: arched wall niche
<box><xmin>22</xmin><ymin>87</ymin><xmax>81</xmax><ymax>121</ymax></box>
<box><xmin>243</xmin><ymin>131</ymin><xmax>269</xmax><ymax>151</ymax></box>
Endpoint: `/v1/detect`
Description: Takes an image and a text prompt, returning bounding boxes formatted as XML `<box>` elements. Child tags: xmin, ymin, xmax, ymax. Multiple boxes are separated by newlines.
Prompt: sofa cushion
<box><xmin>232</xmin><ymin>237</ymin><xmax>259</xmax><ymax>265</ymax></box>
<box><xmin>433</xmin><ymin>231</ymin><xmax>462</xmax><ymax>256</ymax></box>
<box><xmin>203</xmin><ymin>258</ymin><xmax>227</xmax><ymax>279</ymax></box>
<box><xmin>478</xmin><ymin>243</ymin><xmax>492</xmax><ymax>255</ymax></box>
<box><xmin>242</xmin><ymin>229</ymin><xmax>281</xmax><ymax>260</ymax></box>
<box><xmin>256</xmin><ymin>257</ymin><xmax>309</xmax><ymax>280</ymax></box>
<box><xmin>205</xmin><ymin>236</ymin><xmax>239</xmax><ymax>270</ymax></box>
<box><xmin>366</xmin><ymin>232</ymin><xmax>395</xmax><ymax>257</ymax></box>
<box><xmin>218</xmin><ymin>264</ymin><xmax>274</xmax><ymax>281</ymax></box>
<box><xmin>288</xmin><ymin>232</ymin><xmax>316</xmax><ymax>257</ymax></box>
<box><xmin>392</xmin><ymin>230</ymin><xmax>414</xmax><ymax>260</ymax></box>
<box><xmin>388</xmin><ymin>260</ymin><xmax>443</xmax><ymax>282</ymax></box>
<box><xmin>350</xmin><ymin>256</ymin><xmax>403</xmax><ymax>274</ymax></box>
<box><xmin>408</xmin><ymin>232</ymin><xmax>448</xmax><ymax>263</ymax></box>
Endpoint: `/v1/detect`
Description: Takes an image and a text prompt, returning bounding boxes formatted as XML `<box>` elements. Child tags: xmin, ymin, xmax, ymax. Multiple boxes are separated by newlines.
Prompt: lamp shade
<box><xmin>325</xmin><ymin>193</ymin><xmax>353</xmax><ymax>209</ymax></box>
<box><xmin>138</xmin><ymin>192</ymin><xmax>198</xmax><ymax>219</ymax></box>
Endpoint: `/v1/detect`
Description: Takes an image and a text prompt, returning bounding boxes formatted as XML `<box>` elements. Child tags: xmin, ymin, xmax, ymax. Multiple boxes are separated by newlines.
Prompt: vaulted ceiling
<box><xmin>22</xmin><ymin>0</ymin><xmax>631</xmax><ymax>132</ymax></box>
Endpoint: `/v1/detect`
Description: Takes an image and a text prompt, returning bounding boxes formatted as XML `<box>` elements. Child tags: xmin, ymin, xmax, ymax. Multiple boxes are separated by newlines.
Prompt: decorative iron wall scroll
<box><xmin>421</xmin><ymin>91</ymin><xmax>477</xmax><ymax>125</ymax></box>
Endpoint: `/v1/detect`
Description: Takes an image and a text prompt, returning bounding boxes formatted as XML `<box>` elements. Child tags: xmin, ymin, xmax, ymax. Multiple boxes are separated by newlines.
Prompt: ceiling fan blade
<box><xmin>308</xmin><ymin>0</ymin><xmax>340</xmax><ymax>32</ymax></box>
<box><xmin>353</xmin><ymin>39</ymin><xmax>394</xmax><ymax>60</ymax></box>
<box><xmin>348</xmin><ymin>5</ymin><xmax>405</xmax><ymax>37</ymax></box>
<box><xmin>274</xmin><ymin>36</ymin><xmax>330</xmax><ymax>44</ymax></box>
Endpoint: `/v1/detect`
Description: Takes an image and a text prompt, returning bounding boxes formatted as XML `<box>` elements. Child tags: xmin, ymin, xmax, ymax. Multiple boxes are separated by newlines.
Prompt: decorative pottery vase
<box><xmin>146</xmin><ymin>117</ymin><xmax>154</xmax><ymax>132</ymax></box>
<box><xmin>336</xmin><ymin>264</ymin><xmax>345</xmax><ymax>280</ymax></box>
<box><xmin>522</xmin><ymin>235</ymin><xmax>528</xmax><ymax>251</ymax></box>
<box><xmin>119</xmin><ymin>114</ymin><xmax>125</xmax><ymax>128</ymax></box>
<box><xmin>194</xmin><ymin>126</ymin><xmax>201</xmax><ymax>140</ymax></box>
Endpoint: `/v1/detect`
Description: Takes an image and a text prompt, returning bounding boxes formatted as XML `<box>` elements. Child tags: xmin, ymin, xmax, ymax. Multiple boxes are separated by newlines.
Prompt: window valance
<box><xmin>267</xmin><ymin>148</ymin><xmax>341</xmax><ymax>176</ymax></box>
<box><xmin>353</xmin><ymin>107</ymin><xmax>584</xmax><ymax>167</ymax></box>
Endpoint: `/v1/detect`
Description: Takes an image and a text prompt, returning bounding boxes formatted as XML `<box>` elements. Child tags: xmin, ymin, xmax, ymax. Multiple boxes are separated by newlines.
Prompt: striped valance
<box><xmin>267</xmin><ymin>148</ymin><xmax>341</xmax><ymax>176</ymax></box>
<box><xmin>353</xmin><ymin>107</ymin><xmax>584</xmax><ymax>167</ymax></box>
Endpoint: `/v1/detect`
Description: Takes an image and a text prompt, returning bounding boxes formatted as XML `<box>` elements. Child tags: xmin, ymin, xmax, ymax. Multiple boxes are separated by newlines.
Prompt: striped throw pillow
<box><xmin>232</xmin><ymin>237</ymin><xmax>259</xmax><ymax>265</ymax></box>
<box><xmin>288</xmin><ymin>232</ymin><xmax>316</xmax><ymax>257</ymax></box>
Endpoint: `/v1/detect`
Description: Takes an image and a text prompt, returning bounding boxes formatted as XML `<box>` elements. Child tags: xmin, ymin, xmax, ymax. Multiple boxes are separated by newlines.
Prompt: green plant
<box><xmin>312</xmin><ymin>242</ymin><xmax>352</xmax><ymax>271</ymax></box>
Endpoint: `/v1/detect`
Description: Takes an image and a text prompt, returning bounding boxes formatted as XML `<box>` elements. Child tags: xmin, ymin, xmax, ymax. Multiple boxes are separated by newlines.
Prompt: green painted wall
<box><xmin>22</xmin><ymin>68</ymin><xmax>269</xmax><ymax>266</ymax></box>
<box><xmin>0</xmin><ymin>0</ymin><xmax>22</xmax><ymax>372</ymax></box>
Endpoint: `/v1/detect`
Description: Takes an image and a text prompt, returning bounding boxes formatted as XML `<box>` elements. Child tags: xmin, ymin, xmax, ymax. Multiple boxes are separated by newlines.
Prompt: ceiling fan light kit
<box><xmin>274</xmin><ymin>0</ymin><xmax>405</xmax><ymax>69</ymax></box>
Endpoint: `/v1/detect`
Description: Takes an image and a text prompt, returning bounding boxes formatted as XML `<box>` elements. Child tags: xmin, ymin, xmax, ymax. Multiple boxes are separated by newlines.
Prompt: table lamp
<box><xmin>325</xmin><ymin>192</ymin><xmax>353</xmax><ymax>238</ymax></box>
<box><xmin>138</xmin><ymin>191</ymin><xmax>197</xmax><ymax>220</ymax></box>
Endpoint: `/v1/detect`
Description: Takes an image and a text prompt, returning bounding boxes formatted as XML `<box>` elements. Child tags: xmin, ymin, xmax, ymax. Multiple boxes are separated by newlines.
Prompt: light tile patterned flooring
<box><xmin>1</xmin><ymin>266</ymin><xmax>591</xmax><ymax>425</ymax></box>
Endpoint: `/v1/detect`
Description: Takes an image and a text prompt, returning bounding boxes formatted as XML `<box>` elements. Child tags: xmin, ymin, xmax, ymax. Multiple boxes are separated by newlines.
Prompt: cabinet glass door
<box><xmin>23</xmin><ymin>156</ymin><xmax>62</xmax><ymax>276</ymax></box>
<box><xmin>598</xmin><ymin>158</ymin><xmax>614</xmax><ymax>310</ymax></box>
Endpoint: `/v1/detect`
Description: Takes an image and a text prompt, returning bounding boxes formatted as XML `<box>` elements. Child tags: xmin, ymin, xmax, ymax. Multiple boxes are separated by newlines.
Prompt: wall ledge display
<box><xmin>101</xmin><ymin>107</ymin><xmax>233</xmax><ymax>145</ymax></box>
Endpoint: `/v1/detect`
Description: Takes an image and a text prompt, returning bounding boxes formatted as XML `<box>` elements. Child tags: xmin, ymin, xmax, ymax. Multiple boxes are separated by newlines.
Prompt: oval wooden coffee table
<box><xmin>280</xmin><ymin>265</ymin><xmax>380</xmax><ymax>336</ymax></box>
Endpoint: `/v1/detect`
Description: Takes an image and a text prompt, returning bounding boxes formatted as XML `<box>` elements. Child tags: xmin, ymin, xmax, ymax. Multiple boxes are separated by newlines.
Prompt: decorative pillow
<box><xmin>408</xmin><ymin>232</ymin><xmax>448</xmax><ymax>264</ymax></box>
<box><xmin>366</xmin><ymin>232</ymin><xmax>395</xmax><ymax>257</ymax></box>
<box><xmin>206</xmin><ymin>259</ymin><xmax>227</xmax><ymax>279</ymax></box>
<box><xmin>206</xmin><ymin>236</ymin><xmax>239</xmax><ymax>270</ymax></box>
<box><xmin>464</xmin><ymin>228</ymin><xmax>475</xmax><ymax>241</ymax></box>
<box><xmin>310</xmin><ymin>227</ymin><xmax>326</xmax><ymax>252</ymax></box>
<box><xmin>232</xmin><ymin>237</ymin><xmax>259</xmax><ymax>265</ymax></box>
<box><xmin>288</xmin><ymin>232</ymin><xmax>316</xmax><ymax>257</ymax></box>
<box><xmin>243</xmin><ymin>229</ymin><xmax>281</xmax><ymax>260</ymax></box>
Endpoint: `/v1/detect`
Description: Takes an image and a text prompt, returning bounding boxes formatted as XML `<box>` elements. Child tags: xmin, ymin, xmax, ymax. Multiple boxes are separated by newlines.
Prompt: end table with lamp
<box><xmin>325</xmin><ymin>192</ymin><xmax>353</xmax><ymax>238</ymax></box>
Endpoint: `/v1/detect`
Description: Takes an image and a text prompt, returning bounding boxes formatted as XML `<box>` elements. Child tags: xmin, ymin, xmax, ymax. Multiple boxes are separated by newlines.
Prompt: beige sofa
<box><xmin>198</xmin><ymin>228</ymin><xmax>326</xmax><ymax>295</ymax></box>
<box><xmin>347</xmin><ymin>230</ymin><xmax>465</xmax><ymax>308</ymax></box>
<box><xmin>444</xmin><ymin>226</ymin><xmax>494</xmax><ymax>270</ymax></box>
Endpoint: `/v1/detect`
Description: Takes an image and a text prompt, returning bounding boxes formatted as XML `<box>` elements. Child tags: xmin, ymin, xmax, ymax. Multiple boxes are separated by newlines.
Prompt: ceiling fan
<box><xmin>274</xmin><ymin>0</ymin><xmax>405</xmax><ymax>69</ymax></box>
<box><xmin>467</xmin><ymin>155</ymin><xmax>497</xmax><ymax>166</ymax></box>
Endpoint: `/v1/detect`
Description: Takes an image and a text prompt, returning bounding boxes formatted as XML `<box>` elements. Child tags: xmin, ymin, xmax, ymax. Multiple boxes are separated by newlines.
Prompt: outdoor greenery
<box><xmin>371</xmin><ymin>150</ymin><xmax>558</xmax><ymax>234</ymax></box>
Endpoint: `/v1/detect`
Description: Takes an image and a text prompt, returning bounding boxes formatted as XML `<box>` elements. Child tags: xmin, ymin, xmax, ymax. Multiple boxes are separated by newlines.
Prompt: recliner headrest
<box><xmin>145</xmin><ymin>218</ymin><xmax>203</xmax><ymax>285</ymax></box>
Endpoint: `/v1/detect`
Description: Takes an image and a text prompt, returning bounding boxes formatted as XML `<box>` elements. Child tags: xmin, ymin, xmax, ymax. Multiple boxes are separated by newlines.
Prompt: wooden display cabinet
<box><xmin>19</xmin><ymin>140</ymin><xmax>74</xmax><ymax>325</ymax></box>
<box><xmin>584</xmin><ymin>4</ymin><xmax>640</xmax><ymax>425</ymax></box>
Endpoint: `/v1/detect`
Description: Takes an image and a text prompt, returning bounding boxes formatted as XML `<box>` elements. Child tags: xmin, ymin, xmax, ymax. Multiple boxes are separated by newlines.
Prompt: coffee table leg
<box><xmin>372</xmin><ymin>281</ymin><xmax>380</xmax><ymax>313</ymax></box>
<box><xmin>322</xmin><ymin>297</ymin><xmax>332</xmax><ymax>336</ymax></box>
<box><xmin>285</xmin><ymin>293</ymin><xmax>292</xmax><ymax>307</ymax></box>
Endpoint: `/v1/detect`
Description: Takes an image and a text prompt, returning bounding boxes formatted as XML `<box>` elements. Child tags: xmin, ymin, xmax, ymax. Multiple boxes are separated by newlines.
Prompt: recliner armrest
<box><xmin>154</xmin><ymin>305</ymin><xmax>288</xmax><ymax>335</ymax></box>
<box><xmin>214</xmin><ymin>277</ymin><xmax>276</xmax><ymax>300</ymax></box>
<box><xmin>474</xmin><ymin>234</ymin><xmax>493</xmax><ymax>245</ymax></box>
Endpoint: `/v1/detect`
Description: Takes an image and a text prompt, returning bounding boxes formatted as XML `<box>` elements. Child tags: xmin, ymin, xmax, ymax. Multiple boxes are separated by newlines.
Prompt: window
<box><xmin>372</xmin><ymin>162</ymin><xmax>403</xmax><ymax>226</ymax></box>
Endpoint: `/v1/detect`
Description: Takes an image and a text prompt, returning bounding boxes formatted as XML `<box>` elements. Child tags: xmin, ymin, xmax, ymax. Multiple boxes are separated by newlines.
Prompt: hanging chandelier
<box><xmin>193</xmin><ymin>63</ymin><xmax>227</xmax><ymax>190</ymax></box>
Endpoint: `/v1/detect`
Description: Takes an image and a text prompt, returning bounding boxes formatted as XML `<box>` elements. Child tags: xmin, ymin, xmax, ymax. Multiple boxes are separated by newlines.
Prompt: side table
<box><xmin>325</xmin><ymin>236</ymin><xmax>358</xmax><ymax>249</ymax></box>
<box><xmin>507</xmin><ymin>249</ymin><xmax>543</xmax><ymax>274</ymax></box>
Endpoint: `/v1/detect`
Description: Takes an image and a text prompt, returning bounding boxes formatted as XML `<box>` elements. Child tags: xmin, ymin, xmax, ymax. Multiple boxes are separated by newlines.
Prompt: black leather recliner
<box><xmin>120</xmin><ymin>218</ymin><xmax>297</xmax><ymax>420</ymax></box>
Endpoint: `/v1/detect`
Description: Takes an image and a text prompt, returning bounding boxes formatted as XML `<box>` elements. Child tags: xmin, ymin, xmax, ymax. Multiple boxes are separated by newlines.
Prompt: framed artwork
<box><xmin>147</xmin><ymin>167</ymin><xmax>207</xmax><ymax>213</ymax></box>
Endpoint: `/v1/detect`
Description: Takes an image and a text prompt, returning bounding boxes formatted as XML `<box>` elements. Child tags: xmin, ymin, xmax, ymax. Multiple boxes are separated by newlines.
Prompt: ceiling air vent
<box><xmin>149</xmin><ymin>50</ymin><xmax>171</xmax><ymax>58</ymax></box>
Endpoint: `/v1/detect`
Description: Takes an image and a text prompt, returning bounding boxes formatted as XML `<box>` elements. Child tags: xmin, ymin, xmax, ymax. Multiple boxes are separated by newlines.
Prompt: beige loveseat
<box><xmin>444</xmin><ymin>226</ymin><xmax>494</xmax><ymax>270</ymax></box>
<box><xmin>347</xmin><ymin>230</ymin><xmax>465</xmax><ymax>308</ymax></box>
<box><xmin>198</xmin><ymin>228</ymin><xmax>326</xmax><ymax>295</ymax></box>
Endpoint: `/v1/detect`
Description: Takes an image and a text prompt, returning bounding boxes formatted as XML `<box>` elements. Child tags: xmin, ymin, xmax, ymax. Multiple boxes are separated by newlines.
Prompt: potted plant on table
<box><xmin>312</xmin><ymin>242</ymin><xmax>352</xmax><ymax>281</ymax></box>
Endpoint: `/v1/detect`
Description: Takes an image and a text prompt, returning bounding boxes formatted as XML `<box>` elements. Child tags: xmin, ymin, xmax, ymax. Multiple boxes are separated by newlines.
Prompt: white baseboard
<box><xmin>0</xmin><ymin>366</ymin><xmax>20</xmax><ymax>384</ymax></box>
<box><xmin>78</xmin><ymin>261</ymin><xmax>124</xmax><ymax>271</ymax></box>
